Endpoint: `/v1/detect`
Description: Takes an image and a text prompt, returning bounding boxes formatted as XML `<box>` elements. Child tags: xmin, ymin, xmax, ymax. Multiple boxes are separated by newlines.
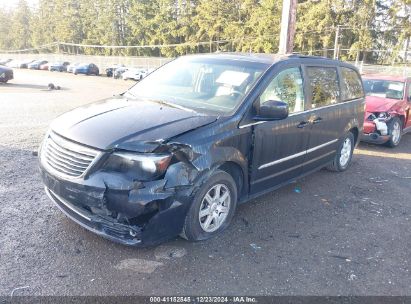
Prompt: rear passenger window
<box><xmin>306</xmin><ymin>67</ymin><xmax>339</xmax><ymax>108</ymax></box>
<box><xmin>341</xmin><ymin>67</ymin><xmax>364</xmax><ymax>101</ymax></box>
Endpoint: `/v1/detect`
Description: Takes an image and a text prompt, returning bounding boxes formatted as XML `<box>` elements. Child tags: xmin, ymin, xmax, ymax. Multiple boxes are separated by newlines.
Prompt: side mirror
<box><xmin>255</xmin><ymin>100</ymin><xmax>289</xmax><ymax>121</ymax></box>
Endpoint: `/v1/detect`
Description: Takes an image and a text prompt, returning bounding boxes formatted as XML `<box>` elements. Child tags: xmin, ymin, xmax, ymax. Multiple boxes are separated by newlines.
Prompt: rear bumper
<box><xmin>361</xmin><ymin>133</ymin><xmax>390</xmax><ymax>144</ymax></box>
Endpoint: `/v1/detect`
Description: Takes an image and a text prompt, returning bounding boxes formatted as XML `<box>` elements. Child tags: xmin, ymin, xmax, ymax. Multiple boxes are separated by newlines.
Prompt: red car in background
<box><xmin>361</xmin><ymin>75</ymin><xmax>411</xmax><ymax>147</ymax></box>
<box><xmin>39</xmin><ymin>62</ymin><xmax>49</xmax><ymax>70</ymax></box>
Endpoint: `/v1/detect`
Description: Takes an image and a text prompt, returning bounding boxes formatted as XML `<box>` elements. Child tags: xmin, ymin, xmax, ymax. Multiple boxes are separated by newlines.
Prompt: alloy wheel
<box><xmin>339</xmin><ymin>137</ymin><xmax>352</xmax><ymax>167</ymax></box>
<box><xmin>391</xmin><ymin>121</ymin><xmax>401</xmax><ymax>145</ymax></box>
<box><xmin>198</xmin><ymin>184</ymin><xmax>231</xmax><ymax>233</ymax></box>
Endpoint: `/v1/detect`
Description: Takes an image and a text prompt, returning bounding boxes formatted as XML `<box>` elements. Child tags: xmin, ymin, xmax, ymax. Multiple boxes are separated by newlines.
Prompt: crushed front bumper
<box><xmin>45</xmin><ymin>187</ymin><xmax>143</xmax><ymax>246</ymax></box>
<box><xmin>361</xmin><ymin>133</ymin><xmax>390</xmax><ymax>144</ymax></box>
<box><xmin>40</xmin><ymin>165</ymin><xmax>190</xmax><ymax>247</ymax></box>
<box><xmin>361</xmin><ymin>120</ymin><xmax>390</xmax><ymax>144</ymax></box>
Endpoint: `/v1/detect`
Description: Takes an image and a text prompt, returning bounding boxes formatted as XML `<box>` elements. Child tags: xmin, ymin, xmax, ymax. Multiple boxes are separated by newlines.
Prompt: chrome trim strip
<box><xmin>258</xmin><ymin>139</ymin><xmax>338</xmax><ymax>170</ymax></box>
<box><xmin>306</xmin><ymin>139</ymin><xmax>338</xmax><ymax>154</ymax></box>
<box><xmin>259</xmin><ymin>150</ymin><xmax>306</xmax><ymax>169</ymax></box>
<box><xmin>252</xmin><ymin>150</ymin><xmax>335</xmax><ymax>185</ymax></box>
<box><xmin>239</xmin><ymin>121</ymin><xmax>266</xmax><ymax>129</ymax></box>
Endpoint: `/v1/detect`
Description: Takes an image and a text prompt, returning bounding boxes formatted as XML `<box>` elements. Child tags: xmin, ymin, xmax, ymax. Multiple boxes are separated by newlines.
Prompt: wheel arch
<box><xmin>218</xmin><ymin>161</ymin><xmax>245</xmax><ymax>198</ymax></box>
<box><xmin>348</xmin><ymin>126</ymin><xmax>359</xmax><ymax>145</ymax></box>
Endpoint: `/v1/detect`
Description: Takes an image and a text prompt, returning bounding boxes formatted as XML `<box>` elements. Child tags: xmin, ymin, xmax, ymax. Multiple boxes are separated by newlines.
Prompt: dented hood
<box><xmin>50</xmin><ymin>97</ymin><xmax>217</xmax><ymax>152</ymax></box>
<box><xmin>365</xmin><ymin>95</ymin><xmax>402</xmax><ymax>113</ymax></box>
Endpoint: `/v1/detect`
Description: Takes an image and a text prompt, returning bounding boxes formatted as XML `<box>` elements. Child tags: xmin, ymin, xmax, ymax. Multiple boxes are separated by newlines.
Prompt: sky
<box><xmin>0</xmin><ymin>0</ymin><xmax>38</xmax><ymax>10</ymax></box>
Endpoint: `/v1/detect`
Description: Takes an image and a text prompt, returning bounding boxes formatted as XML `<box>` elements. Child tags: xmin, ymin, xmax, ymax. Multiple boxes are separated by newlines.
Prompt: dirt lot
<box><xmin>0</xmin><ymin>69</ymin><xmax>410</xmax><ymax>296</ymax></box>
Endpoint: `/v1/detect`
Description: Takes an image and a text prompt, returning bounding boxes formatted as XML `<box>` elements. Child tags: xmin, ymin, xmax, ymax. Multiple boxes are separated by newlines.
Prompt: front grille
<box><xmin>42</xmin><ymin>132</ymin><xmax>99</xmax><ymax>178</ymax></box>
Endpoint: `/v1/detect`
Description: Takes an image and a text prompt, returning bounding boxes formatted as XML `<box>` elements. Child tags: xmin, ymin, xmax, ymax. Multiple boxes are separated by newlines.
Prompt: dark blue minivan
<box><xmin>39</xmin><ymin>53</ymin><xmax>365</xmax><ymax>246</ymax></box>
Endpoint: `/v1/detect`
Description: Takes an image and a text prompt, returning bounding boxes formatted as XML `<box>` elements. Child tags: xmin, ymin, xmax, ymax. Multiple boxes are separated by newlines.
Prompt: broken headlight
<box><xmin>103</xmin><ymin>152</ymin><xmax>172</xmax><ymax>181</ymax></box>
<box><xmin>377</xmin><ymin>112</ymin><xmax>390</xmax><ymax>121</ymax></box>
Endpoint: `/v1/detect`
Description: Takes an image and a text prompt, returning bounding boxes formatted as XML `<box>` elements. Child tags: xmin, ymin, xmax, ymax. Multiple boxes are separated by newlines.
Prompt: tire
<box><xmin>327</xmin><ymin>132</ymin><xmax>355</xmax><ymax>172</ymax></box>
<box><xmin>181</xmin><ymin>170</ymin><xmax>237</xmax><ymax>241</ymax></box>
<box><xmin>385</xmin><ymin>117</ymin><xmax>402</xmax><ymax>148</ymax></box>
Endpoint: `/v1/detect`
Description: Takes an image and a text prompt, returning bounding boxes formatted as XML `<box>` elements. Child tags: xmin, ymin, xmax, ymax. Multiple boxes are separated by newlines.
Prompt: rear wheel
<box><xmin>385</xmin><ymin>117</ymin><xmax>402</xmax><ymax>148</ymax></box>
<box><xmin>327</xmin><ymin>132</ymin><xmax>354</xmax><ymax>172</ymax></box>
<box><xmin>181</xmin><ymin>170</ymin><xmax>237</xmax><ymax>241</ymax></box>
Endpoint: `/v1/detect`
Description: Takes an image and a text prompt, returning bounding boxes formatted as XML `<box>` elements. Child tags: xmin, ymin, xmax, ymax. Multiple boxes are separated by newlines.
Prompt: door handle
<box><xmin>312</xmin><ymin>117</ymin><xmax>323</xmax><ymax>124</ymax></box>
<box><xmin>297</xmin><ymin>121</ymin><xmax>310</xmax><ymax>128</ymax></box>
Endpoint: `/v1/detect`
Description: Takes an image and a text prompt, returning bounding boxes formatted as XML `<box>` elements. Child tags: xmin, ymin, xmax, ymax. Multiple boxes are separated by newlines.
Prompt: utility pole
<box><xmin>333</xmin><ymin>25</ymin><xmax>341</xmax><ymax>59</ymax></box>
<box><xmin>278</xmin><ymin>0</ymin><xmax>297</xmax><ymax>54</ymax></box>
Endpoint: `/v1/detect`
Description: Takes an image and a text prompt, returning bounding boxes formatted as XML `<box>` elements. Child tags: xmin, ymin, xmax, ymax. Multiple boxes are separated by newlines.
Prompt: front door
<box><xmin>250</xmin><ymin>66</ymin><xmax>311</xmax><ymax>194</ymax></box>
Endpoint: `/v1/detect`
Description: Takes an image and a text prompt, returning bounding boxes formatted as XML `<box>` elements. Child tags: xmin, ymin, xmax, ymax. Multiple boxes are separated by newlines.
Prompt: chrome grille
<box><xmin>42</xmin><ymin>132</ymin><xmax>99</xmax><ymax>178</ymax></box>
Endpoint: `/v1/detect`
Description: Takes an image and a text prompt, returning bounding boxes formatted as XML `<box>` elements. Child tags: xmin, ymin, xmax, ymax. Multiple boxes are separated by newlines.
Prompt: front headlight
<box><xmin>377</xmin><ymin>112</ymin><xmax>390</xmax><ymax>120</ymax></box>
<box><xmin>103</xmin><ymin>152</ymin><xmax>172</xmax><ymax>181</ymax></box>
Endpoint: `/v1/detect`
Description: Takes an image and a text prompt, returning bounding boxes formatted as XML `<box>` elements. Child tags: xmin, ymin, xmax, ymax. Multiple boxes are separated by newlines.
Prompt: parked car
<box><xmin>6</xmin><ymin>60</ymin><xmax>21</xmax><ymax>68</ymax></box>
<box><xmin>39</xmin><ymin>54</ymin><xmax>364</xmax><ymax>246</ymax></box>
<box><xmin>39</xmin><ymin>62</ymin><xmax>50</xmax><ymax>70</ymax></box>
<box><xmin>0</xmin><ymin>58</ymin><xmax>12</xmax><ymax>66</ymax></box>
<box><xmin>113</xmin><ymin>66</ymin><xmax>128</xmax><ymax>79</ymax></box>
<box><xmin>0</xmin><ymin>65</ymin><xmax>13</xmax><ymax>83</ymax></box>
<box><xmin>28</xmin><ymin>60</ymin><xmax>48</xmax><ymax>70</ymax></box>
<box><xmin>67</xmin><ymin>63</ymin><xmax>80</xmax><ymax>73</ymax></box>
<box><xmin>49</xmin><ymin>61</ymin><xmax>70</xmax><ymax>72</ymax></box>
<box><xmin>5</xmin><ymin>59</ymin><xmax>33</xmax><ymax>69</ymax></box>
<box><xmin>361</xmin><ymin>75</ymin><xmax>411</xmax><ymax>147</ymax></box>
<box><xmin>73</xmin><ymin>63</ymin><xmax>99</xmax><ymax>76</ymax></box>
<box><xmin>122</xmin><ymin>68</ymin><xmax>146</xmax><ymax>81</ymax></box>
<box><xmin>18</xmin><ymin>59</ymin><xmax>35</xmax><ymax>69</ymax></box>
<box><xmin>106</xmin><ymin>64</ymin><xmax>124</xmax><ymax>77</ymax></box>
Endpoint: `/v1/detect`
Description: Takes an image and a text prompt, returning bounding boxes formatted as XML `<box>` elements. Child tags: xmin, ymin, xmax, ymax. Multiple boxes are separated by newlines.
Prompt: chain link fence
<box><xmin>1</xmin><ymin>52</ymin><xmax>410</xmax><ymax>77</ymax></box>
<box><xmin>0</xmin><ymin>53</ymin><xmax>172</xmax><ymax>71</ymax></box>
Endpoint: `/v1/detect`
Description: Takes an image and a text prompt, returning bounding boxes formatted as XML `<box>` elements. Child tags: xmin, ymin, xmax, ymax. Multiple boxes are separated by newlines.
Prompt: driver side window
<box><xmin>260</xmin><ymin>67</ymin><xmax>305</xmax><ymax>113</ymax></box>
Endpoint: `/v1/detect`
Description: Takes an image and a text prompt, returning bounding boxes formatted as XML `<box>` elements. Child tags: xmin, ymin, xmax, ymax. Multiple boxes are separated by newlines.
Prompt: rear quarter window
<box><xmin>340</xmin><ymin>67</ymin><xmax>364</xmax><ymax>101</ymax></box>
<box><xmin>306</xmin><ymin>66</ymin><xmax>340</xmax><ymax>108</ymax></box>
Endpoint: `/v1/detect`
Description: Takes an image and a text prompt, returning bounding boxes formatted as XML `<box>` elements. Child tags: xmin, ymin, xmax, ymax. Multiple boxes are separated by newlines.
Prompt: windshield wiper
<box><xmin>124</xmin><ymin>91</ymin><xmax>137</xmax><ymax>98</ymax></box>
<box><xmin>144</xmin><ymin>99</ymin><xmax>197</xmax><ymax>113</ymax></box>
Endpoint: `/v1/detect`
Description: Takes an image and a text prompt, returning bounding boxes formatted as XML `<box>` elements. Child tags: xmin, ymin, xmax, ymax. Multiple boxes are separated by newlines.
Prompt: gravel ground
<box><xmin>0</xmin><ymin>69</ymin><xmax>410</xmax><ymax>296</ymax></box>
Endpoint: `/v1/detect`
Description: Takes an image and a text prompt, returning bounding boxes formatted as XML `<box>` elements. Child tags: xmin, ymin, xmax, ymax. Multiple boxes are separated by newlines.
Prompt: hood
<box><xmin>50</xmin><ymin>97</ymin><xmax>217</xmax><ymax>152</ymax></box>
<box><xmin>365</xmin><ymin>95</ymin><xmax>402</xmax><ymax>113</ymax></box>
<box><xmin>0</xmin><ymin>65</ymin><xmax>13</xmax><ymax>72</ymax></box>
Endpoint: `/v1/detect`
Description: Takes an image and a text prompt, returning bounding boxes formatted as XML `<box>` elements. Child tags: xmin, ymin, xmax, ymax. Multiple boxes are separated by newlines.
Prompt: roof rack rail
<box><xmin>286</xmin><ymin>53</ymin><xmax>330</xmax><ymax>60</ymax></box>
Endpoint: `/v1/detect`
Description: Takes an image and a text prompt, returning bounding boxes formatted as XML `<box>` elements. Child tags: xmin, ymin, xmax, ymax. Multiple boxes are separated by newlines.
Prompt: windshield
<box><xmin>363</xmin><ymin>79</ymin><xmax>404</xmax><ymax>100</ymax></box>
<box><xmin>126</xmin><ymin>57</ymin><xmax>268</xmax><ymax>114</ymax></box>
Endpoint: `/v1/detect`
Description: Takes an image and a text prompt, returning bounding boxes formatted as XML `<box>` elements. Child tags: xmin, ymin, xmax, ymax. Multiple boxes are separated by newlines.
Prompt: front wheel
<box><xmin>181</xmin><ymin>170</ymin><xmax>237</xmax><ymax>241</ymax></box>
<box><xmin>327</xmin><ymin>132</ymin><xmax>355</xmax><ymax>172</ymax></box>
<box><xmin>385</xmin><ymin>117</ymin><xmax>402</xmax><ymax>148</ymax></box>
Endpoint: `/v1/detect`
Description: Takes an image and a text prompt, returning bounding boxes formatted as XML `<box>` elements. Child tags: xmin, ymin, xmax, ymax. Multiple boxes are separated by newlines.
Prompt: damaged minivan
<box><xmin>39</xmin><ymin>54</ymin><xmax>364</xmax><ymax>246</ymax></box>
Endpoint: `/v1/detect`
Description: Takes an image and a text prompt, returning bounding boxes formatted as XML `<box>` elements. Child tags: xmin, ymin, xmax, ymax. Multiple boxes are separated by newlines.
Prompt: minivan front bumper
<box><xmin>45</xmin><ymin>187</ymin><xmax>143</xmax><ymax>245</ymax></box>
<box><xmin>40</xmin><ymin>164</ymin><xmax>191</xmax><ymax>246</ymax></box>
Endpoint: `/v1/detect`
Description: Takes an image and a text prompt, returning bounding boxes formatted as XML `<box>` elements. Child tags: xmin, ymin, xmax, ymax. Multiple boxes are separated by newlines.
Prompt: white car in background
<box><xmin>67</xmin><ymin>62</ymin><xmax>80</xmax><ymax>73</ymax></box>
<box><xmin>122</xmin><ymin>68</ymin><xmax>150</xmax><ymax>81</ymax></box>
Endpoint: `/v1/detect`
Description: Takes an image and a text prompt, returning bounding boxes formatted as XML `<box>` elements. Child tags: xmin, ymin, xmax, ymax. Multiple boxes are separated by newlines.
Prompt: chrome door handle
<box><xmin>312</xmin><ymin>117</ymin><xmax>323</xmax><ymax>124</ymax></box>
<box><xmin>297</xmin><ymin>121</ymin><xmax>310</xmax><ymax>128</ymax></box>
